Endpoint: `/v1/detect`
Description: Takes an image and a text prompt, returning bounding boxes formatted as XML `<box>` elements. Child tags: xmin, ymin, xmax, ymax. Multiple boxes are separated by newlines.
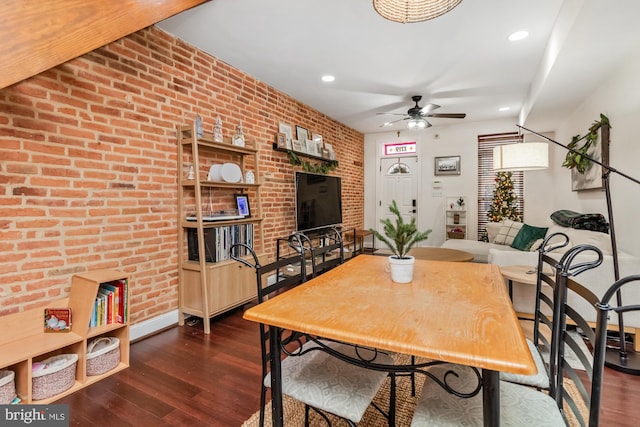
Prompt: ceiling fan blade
<box><xmin>426</xmin><ymin>113</ymin><xmax>466</xmax><ymax>119</ymax></box>
<box><xmin>375</xmin><ymin>112</ymin><xmax>407</xmax><ymax>116</ymax></box>
<box><xmin>379</xmin><ymin>117</ymin><xmax>407</xmax><ymax>127</ymax></box>
<box><xmin>419</xmin><ymin>103</ymin><xmax>440</xmax><ymax>115</ymax></box>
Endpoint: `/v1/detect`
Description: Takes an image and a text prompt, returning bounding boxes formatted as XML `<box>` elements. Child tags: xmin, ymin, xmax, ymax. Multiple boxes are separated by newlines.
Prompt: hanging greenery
<box><xmin>287</xmin><ymin>151</ymin><xmax>337</xmax><ymax>175</ymax></box>
<box><xmin>487</xmin><ymin>171</ymin><xmax>522</xmax><ymax>223</ymax></box>
<box><xmin>563</xmin><ymin>113</ymin><xmax>610</xmax><ymax>173</ymax></box>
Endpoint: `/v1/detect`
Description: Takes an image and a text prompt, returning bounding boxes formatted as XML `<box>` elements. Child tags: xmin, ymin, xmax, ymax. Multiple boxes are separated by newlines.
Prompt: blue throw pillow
<box><xmin>511</xmin><ymin>224</ymin><xmax>548</xmax><ymax>251</ymax></box>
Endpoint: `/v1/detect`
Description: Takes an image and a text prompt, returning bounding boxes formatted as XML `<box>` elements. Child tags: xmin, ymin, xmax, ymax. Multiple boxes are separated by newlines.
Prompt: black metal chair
<box><xmin>410</xmin><ymin>244</ymin><xmax>606</xmax><ymax>426</ymax></box>
<box><xmin>289</xmin><ymin>227</ymin><xmax>345</xmax><ymax>279</ymax></box>
<box><xmin>500</xmin><ymin>231</ymin><xmax>570</xmax><ymax>391</ymax></box>
<box><xmin>586</xmin><ymin>273</ymin><xmax>640</xmax><ymax>425</ymax></box>
<box><xmin>231</xmin><ymin>239</ymin><xmax>392</xmax><ymax>427</ymax></box>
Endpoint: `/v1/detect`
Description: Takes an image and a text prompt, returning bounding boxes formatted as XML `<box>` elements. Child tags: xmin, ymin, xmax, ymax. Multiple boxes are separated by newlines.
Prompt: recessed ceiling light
<box><xmin>499</xmin><ymin>106</ymin><xmax>511</xmax><ymax>112</ymax></box>
<box><xmin>321</xmin><ymin>75</ymin><xmax>335</xmax><ymax>82</ymax></box>
<box><xmin>508</xmin><ymin>31</ymin><xmax>529</xmax><ymax>41</ymax></box>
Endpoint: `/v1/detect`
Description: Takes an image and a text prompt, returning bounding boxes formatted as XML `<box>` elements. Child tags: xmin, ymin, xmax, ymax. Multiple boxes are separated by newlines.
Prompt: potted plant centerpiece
<box><xmin>370</xmin><ymin>200</ymin><xmax>432</xmax><ymax>283</ymax></box>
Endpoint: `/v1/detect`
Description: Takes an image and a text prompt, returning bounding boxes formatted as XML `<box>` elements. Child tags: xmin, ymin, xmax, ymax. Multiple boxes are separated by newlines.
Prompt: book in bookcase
<box><xmin>90</xmin><ymin>278</ymin><xmax>128</xmax><ymax>328</ymax></box>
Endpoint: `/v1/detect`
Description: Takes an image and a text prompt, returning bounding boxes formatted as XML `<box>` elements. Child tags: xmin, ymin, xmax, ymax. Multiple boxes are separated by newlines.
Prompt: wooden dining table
<box><xmin>243</xmin><ymin>255</ymin><xmax>536</xmax><ymax>427</ymax></box>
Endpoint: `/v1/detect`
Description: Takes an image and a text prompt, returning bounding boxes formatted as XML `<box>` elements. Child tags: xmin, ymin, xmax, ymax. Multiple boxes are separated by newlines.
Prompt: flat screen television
<box><xmin>295</xmin><ymin>171</ymin><xmax>342</xmax><ymax>232</ymax></box>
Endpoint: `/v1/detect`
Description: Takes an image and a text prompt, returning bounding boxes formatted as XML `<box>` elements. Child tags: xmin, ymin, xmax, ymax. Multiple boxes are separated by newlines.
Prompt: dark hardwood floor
<box><xmin>60</xmin><ymin>307</ymin><xmax>640</xmax><ymax>426</ymax></box>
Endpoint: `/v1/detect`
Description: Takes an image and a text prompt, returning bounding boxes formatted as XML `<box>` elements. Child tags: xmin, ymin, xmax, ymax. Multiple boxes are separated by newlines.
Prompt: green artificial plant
<box><xmin>369</xmin><ymin>200</ymin><xmax>432</xmax><ymax>259</ymax></box>
<box><xmin>563</xmin><ymin>114</ymin><xmax>610</xmax><ymax>173</ymax></box>
<box><xmin>287</xmin><ymin>151</ymin><xmax>337</xmax><ymax>175</ymax></box>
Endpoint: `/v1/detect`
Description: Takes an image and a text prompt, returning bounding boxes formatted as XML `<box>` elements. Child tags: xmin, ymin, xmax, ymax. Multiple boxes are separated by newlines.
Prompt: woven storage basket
<box><xmin>447</xmin><ymin>231</ymin><xmax>465</xmax><ymax>239</ymax></box>
<box><xmin>86</xmin><ymin>337</ymin><xmax>120</xmax><ymax>376</ymax></box>
<box><xmin>0</xmin><ymin>370</ymin><xmax>16</xmax><ymax>404</ymax></box>
<box><xmin>32</xmin><ymin>354</ymin><xmax>77</xmax><ymax>401</ymax></box>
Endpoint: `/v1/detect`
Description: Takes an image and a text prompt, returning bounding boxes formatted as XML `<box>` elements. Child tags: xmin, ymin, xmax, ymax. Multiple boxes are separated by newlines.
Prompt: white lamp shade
<box><xmin>493</xmin><ymin>142</ymin><xmax>549</xmax><ymax>171</ymax></box>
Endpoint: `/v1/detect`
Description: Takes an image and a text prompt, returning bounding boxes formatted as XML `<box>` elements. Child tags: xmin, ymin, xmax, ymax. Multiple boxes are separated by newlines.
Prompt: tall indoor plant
<box><xmin>370</xmin><ymin>200</ymin><xmax>432</xmax><ymax>283</ymax></box>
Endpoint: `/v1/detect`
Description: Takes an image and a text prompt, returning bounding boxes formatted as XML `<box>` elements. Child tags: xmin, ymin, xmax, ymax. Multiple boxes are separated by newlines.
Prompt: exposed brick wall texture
<box><xmin>0</xmin><ymin>26</ymin><xmax>364</xmax><ymax>322</ymax></box>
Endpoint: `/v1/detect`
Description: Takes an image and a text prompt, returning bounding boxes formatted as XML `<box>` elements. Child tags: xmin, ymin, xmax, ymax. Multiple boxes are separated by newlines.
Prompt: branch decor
<box><xmin>563</xmin><ymin>113</ymin><xmax>610</xmax><ymax>173</ymax></box>
<box><xmin>287</xmin><ymin>150</ymin><xmax>337</xmax><ymax>175</ymax></box>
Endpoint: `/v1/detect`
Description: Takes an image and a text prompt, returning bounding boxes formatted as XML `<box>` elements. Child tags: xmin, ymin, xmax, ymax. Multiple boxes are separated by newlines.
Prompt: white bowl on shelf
<box><xmin>207</xmin><ymin>163</ymin><xmax>242</xmax><ymax>183</ymax></box>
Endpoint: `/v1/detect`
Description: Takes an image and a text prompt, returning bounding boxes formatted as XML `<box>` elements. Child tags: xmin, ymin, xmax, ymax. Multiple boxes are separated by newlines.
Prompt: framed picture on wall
<box><xmin>278</xmin><ymin>123</ymin><xmax>293</xmax><ymax>149</ymax></box>
<box><xmin>276</xmin><ymin>132</ymin><xmax>287</xmax><ymax>149</ymax></box>
<box><xmin>296</xmin><ymin>125</ymin><xmax>309</xmax><ymax>144</ymax></box>
<box><xmin>434</xmin><ymin>156</ymin><xmax>461</xmax><ymax>175</ymax></box>
<box><xmin>234</xmin><ymin>194</ymin><xmax>251</xmax><ymax>217</ymax></box>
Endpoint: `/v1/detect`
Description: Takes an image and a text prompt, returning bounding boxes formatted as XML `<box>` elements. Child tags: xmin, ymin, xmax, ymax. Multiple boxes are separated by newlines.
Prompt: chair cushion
<box><xmin>500</xmin><ymin>338</ymin><xmax>549</xmax><ymax>389</ymax></box>
<box><xmin>265</xmin><ymin>340</ymin><xmax>392</xmax><ymax>422</ymax></box>
<box><xmin>411</xmin><ymin>365</ymin><xmax>564</xmax><ymax>427</ymax></box>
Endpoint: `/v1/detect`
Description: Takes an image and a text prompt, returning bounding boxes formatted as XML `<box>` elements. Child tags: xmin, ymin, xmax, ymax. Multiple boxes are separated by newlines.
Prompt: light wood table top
<box><xmin>499</xmin><ymin>265</ymin><xmax>539</xmax><ymax>286</ymax></box>
<box><xmin>244</xmin><ymin>255</ymin><xmax>534</xmax><ymax>375</ymax></box>
<box><xmin>408</xmin><ymin>246</ymin><xmax>474</xmax><ymax>262</ymax></box>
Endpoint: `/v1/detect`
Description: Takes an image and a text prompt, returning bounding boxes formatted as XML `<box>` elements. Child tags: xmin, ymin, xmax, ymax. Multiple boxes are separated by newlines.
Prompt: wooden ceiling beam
<box><xmin>0</xmin><ymin>0</ymin><xmax>208</xmax><ymax>89</ymax></box>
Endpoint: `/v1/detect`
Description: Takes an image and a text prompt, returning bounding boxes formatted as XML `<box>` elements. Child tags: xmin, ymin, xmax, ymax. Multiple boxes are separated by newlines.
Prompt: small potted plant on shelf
<box><xmin>456</xmin><ymin>197</ymin><xmax>465</xmax><ymax>210</ymax></box>
<box><xmin>369</xmin><ymin>200</ymin><xmax>432</xmax><ymax>283</ymax></box>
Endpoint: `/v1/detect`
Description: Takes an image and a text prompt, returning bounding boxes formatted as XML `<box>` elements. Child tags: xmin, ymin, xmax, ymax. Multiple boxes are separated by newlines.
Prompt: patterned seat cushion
<box><xmin>411</xmin><ymin>364</ymin><xmax>564</xmax><ymax>427</ymax></box>
<box><xmin>265</xmin><ymin>340</ymin><xmax>392</xmax><ymax>422</ymax></box>
<box><xmin>500</xmin><ymin>338</ymin><xmax>549</xmax><ymax>389</ymax></box>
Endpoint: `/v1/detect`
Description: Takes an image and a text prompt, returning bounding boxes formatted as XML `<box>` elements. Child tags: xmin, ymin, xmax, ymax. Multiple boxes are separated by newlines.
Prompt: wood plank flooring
<box><xmin>59</xmin><ymin>307</ymin><xmax>640</xmax><ymax>426</ymax></box>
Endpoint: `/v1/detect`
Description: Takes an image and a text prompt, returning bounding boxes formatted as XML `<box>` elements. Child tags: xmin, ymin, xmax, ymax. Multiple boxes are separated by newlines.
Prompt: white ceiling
<box><xmin>158</xmin><ymin>0</ymin><xmax>640</xmax><ymax>135</ymax></box>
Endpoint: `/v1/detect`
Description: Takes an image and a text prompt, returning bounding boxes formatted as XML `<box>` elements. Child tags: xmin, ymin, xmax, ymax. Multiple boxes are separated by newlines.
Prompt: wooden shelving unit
<box><xmin>445</xmin><ymin>196</ymin><xmax>467</xmax><ymax>240</ymax></box>
<box><xmin>177</xmin><ymin>125</ymin><xmax>265</xmax><ymax>334</ymax></box>
<box><xmin>0</xmin><ymin>269</ymin><xmax>129</xmax><ymax>404</ymax></box>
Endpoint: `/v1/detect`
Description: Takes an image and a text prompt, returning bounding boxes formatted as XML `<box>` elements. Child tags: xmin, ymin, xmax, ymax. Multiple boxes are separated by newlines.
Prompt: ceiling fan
<box><xmin>377</xmin><ymin>95</ymin><xmax>466</xmax><ymax>129</ymax></box>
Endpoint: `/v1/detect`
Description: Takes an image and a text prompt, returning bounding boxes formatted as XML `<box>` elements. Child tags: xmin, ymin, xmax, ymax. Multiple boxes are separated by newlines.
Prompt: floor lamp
<box><xmin>494</xmin><ymin>124</ymin><xmax>640</xmax><ymax>375</ymax></box>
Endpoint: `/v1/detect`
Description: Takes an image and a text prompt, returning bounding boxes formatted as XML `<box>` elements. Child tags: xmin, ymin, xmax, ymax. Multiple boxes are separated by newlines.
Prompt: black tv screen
<box><xmin>295</xmin><ymin>172</ymin><xmax>342</xmax><ymax>232</ymax></box>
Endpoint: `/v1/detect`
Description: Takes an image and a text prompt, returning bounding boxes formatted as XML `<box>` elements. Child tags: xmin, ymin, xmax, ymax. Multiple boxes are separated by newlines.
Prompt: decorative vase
<box><xmin>388</xmin><ymin>255</ymin><xmax>415</xmax><ymax>283</ymax></box>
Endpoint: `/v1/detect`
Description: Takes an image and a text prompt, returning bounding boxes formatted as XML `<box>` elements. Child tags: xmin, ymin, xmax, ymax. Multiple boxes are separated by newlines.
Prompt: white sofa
<box><xmin>442</xmin><ymin>222</ymin><xmax>640</xmax><ymax>350</ymax></box>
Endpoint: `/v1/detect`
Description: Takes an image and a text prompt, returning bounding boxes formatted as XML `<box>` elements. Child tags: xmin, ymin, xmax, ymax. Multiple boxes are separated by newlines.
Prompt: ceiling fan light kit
<box><xmin>373</xmin><ymin>0</ymin><xmax>463</xmax><ymax>24</ymax></box>
<box><xmin>377</xmin><ymin>95</ymin><xmax>466</xmax><ymax>130</ymax></box>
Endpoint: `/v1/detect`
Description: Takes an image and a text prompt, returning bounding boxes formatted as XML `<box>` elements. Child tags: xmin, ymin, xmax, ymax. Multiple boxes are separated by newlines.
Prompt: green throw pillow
<box><xmin>511</xmin><ymin>224</ymin><xmax>548</xmax><ymax>251</ymax></box>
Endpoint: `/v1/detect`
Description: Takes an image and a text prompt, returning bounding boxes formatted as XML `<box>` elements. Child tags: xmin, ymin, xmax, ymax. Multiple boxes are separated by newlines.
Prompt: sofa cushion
<box><xmin>511</xmin><ymin>224</ymin><xmax>548</xmax><ymax>251</ymax></box>
<box><xmin>546</xmin><ymin>225</ymin><xmax>613</xmax><ymax>256</ymax></box>
<box><xmin>486</xmin><ymin>222</ymin><xmax>502</xmax><ymax>243</ymax></box>
<box><xmin>493</xmin><ymin>220</ymin><xmax>524</xmax><ymax>246</ymax></box>
<box><xmin>441</xmin><ymin>238</ymin><xmax>521</xmax><ymax>263</ymax></box>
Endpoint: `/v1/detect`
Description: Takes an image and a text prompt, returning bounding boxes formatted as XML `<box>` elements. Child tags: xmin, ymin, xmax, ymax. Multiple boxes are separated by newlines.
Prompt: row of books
<box><xmin>215</xmin><ymin>224</ymin><xmax>254</xmax><ymax>261</ymax></box>
<box><xmin>89</xmin><ymin>279</ymin><xmax>128</xmax><ymax>328</ymax></box>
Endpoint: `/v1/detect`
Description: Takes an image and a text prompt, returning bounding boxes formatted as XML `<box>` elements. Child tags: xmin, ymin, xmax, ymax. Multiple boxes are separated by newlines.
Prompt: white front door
<box><xmin>378</xmin><ymin>156</ymin><xmax>419</xmax><ymax>240</ymax></box>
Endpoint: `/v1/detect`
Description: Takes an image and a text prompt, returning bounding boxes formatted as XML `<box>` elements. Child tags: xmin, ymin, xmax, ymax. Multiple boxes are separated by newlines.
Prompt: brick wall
<box><xmin>0</xmin><ymin>26</ymin><xmax>364</xmax><ymax>322</ymax></box>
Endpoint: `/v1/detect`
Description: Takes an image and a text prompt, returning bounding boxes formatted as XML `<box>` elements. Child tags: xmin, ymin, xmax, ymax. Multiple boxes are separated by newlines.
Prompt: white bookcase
<box><xmin>445</xmin><ymin>196</ymin><xmax>467</xmax><ymax>240</ymax></box>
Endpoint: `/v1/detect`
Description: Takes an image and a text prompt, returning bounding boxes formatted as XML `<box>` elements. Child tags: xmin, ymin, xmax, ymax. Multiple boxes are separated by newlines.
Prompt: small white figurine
<box><xmin>232</xmin><ymin>121</ymin><xmax>245</xmax><ymax>147</ymax></box>
<box><xmin>195</xmin><ymin>114</ymin><xmax>203</xmax><ymax>138</ymax></box>
<box><xmin>213</xmin><ymin>116</ymin><xmax>223</xmax><ymax>142</ymax></box>
<box><xmin>245</xmin><ymin>170</ymin><xmax>255</xmax><ymax>184</ymax></box>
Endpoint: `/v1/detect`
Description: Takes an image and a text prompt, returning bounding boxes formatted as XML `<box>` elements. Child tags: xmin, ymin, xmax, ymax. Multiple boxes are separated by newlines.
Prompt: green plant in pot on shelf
<box><xmin>369</xmin><ymin>200</ymin><xmax>432</xmax><ymax>283</ymax></box>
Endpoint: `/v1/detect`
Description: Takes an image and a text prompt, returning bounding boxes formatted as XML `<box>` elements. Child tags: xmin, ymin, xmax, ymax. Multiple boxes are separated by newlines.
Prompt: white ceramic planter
<box><xmin>388</xmin><ymin>255</ymin><xmax>415</xmax><ymax>283</ymax></box>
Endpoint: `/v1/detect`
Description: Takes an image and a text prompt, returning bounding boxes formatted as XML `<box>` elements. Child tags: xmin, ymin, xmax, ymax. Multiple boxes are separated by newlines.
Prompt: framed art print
<box><xmin>435</xmin><ymin>156</ymin><xmax>461</xmax><ymax>175</ymax></box>
<box><xmin>234</xmin><ymin>194</ymin><xmax>251</xmax><ymax>217</ymax></box>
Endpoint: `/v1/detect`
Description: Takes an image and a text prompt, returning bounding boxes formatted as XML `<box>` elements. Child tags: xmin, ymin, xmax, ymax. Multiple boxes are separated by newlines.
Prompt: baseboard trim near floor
<box><xmin>130</xmin><ymin>309</ymin><xmax>179</xmax><ymax>343</ymax></box>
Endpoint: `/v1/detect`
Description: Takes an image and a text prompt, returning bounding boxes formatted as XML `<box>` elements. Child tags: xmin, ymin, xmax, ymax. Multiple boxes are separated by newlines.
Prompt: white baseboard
<box><xmin>129</xmin><ymin>309</ymin><xmax>179</xmax><ymax>342</ymax></box>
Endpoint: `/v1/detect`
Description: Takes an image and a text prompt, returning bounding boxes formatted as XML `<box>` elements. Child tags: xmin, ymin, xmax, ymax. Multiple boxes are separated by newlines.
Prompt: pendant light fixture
<box><xmin>373</xmin><ymin>0</ymin><xmax>464</xmax><ymax>24</ymax></box>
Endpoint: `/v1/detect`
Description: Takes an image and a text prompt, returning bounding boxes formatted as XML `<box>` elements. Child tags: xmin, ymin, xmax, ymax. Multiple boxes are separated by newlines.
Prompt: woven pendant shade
<box><xmin>373</xmin><ymin>0</ymin><xmax>463</xmax><ymax>24</ymax></box>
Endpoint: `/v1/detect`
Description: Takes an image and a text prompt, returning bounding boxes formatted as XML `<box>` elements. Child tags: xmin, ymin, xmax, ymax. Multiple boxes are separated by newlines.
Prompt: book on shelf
<box><xmin>44</xmin><ymin>308</ymin><xmax>72</xmax><ymax>333</ymax></box>
<box><xmin>90</xmin><ymin>279</ymin><xmax>128</xmax><ymax>328</ymax></box>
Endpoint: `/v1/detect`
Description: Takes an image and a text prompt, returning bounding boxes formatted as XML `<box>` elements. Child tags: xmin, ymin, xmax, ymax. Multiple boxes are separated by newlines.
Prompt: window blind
<box><xmin>477</xmin><ymin>133</ymin><xmax>524</xmax><ymax>240</ymax></box>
